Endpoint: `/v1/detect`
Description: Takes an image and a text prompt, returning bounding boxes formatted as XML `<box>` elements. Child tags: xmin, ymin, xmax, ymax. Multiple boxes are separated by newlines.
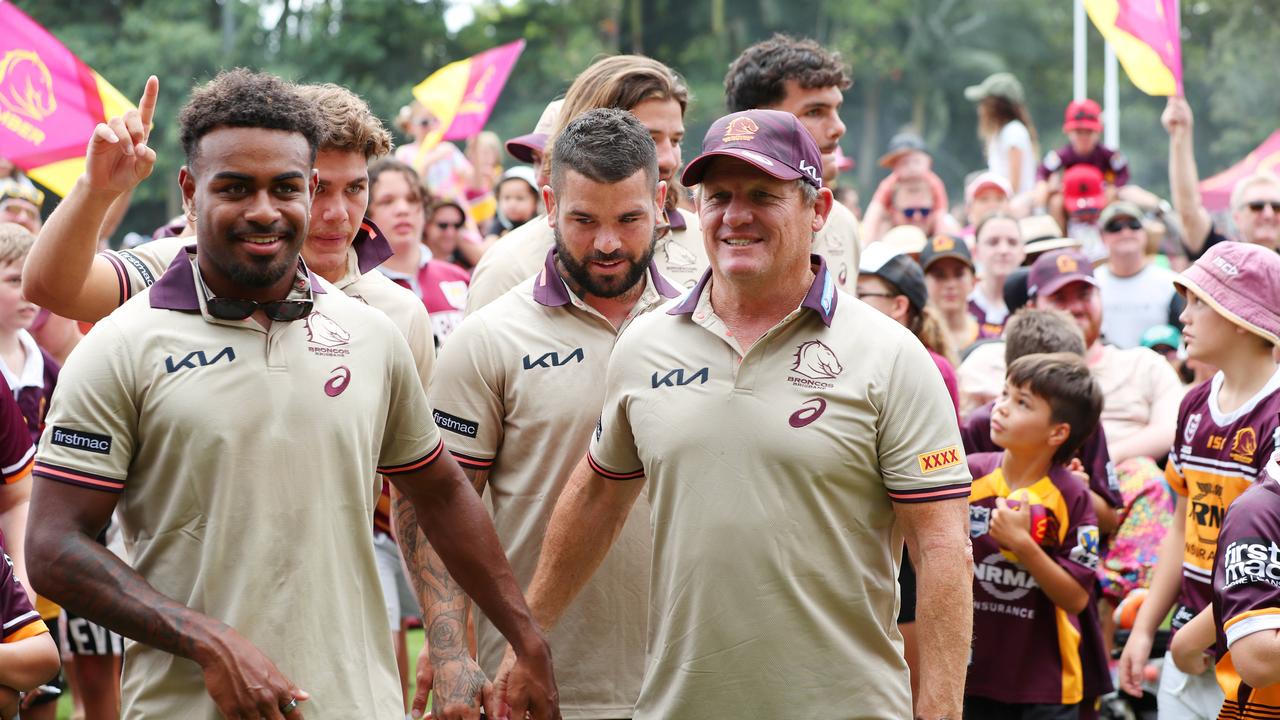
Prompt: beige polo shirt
<box><xmin>103</xmin><ymin>221</ymin><xmax>435</xmax><ymax>386</ymax></box>
<box><xmin>34</xmin><ymin>248</ymin><xmax>443</xmax><ymax>719</ymax></box>
<box><xmin>813</xmin><ymin>198</ymin><xmax>862</xmax><ymax>289</ymax></box>
<box><xmin>430</xmin><ymin>249</ymin><xmax>679</xmax><ymax>718</ymax></box>
<box><xmin>464</xmin><ymin>207</ymin><xmax>707</xmax><ymax>314</ymax></box>
<box><xmin>587</xmin><ymin>256</ymin><xmax>971</xmax><ymax>719</ymax></box>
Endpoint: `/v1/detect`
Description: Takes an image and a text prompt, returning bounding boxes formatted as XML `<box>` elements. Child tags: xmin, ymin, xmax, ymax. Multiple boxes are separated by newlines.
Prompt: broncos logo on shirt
<box><xmin>306</xmin><ymin>312</ymin><xmax>351</xmax><ymax>348</ymax></box>
<box><xmin>791</xmin><ymin>340</ymin><xmax>843</xmax><ymax>381</ymax></box>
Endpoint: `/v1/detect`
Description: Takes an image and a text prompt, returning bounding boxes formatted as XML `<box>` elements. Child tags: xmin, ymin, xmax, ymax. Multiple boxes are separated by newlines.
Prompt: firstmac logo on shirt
<box><xmin>1223</xmin><ymin>536</ymin><xmax>1280</xmax><ymax>589</ymax></box>
<box><xmin>50</xmin><ymin>427</ymin><xmax>113</xmax><ymax>455</ymax></box>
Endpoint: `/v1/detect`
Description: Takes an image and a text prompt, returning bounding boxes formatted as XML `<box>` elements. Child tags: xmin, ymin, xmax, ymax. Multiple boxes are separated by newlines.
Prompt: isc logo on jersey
<box><xmin>1222</xmin><ymin>536</ymin><xmax>1280</xmax><ymax>589</ymax></box>
<box><xmin>974</xmin><ymin>552</ymin><xmax>1039</xmax><ymax>601</ymax></box>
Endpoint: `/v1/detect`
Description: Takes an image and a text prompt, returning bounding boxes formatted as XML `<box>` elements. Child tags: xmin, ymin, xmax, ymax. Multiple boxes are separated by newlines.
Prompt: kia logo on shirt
<box><xmin>164</xmin><ymin>346</ymin><xmax>236</xmax><ymax>374</ymax></box>
<box><xmin>521</xmin><ymin>348</ymin><xmax>585</xmax><ymax>370</ymax></box>
<box><xmin>651</xmin><ymin>367</ymin><xmax>709</xmax><ymax>388</ymax></box>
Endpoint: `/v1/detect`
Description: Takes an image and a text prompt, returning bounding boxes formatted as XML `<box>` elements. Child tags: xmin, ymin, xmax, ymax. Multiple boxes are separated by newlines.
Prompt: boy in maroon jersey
<box><xmin>1118</xmin><ymin>242</ymin><xmax>1280</xmax><ymax>720</ymax></box>
<box><xmin>966</xmin><ymin>352</ymin><xmax>1104</xmax><ymax>718</ymax></box>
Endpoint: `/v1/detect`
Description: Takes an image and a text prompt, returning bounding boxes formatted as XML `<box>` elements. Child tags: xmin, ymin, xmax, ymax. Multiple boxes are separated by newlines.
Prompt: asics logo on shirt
<box><xmin>789</xmin><ymin>398</ymin><xmax>827</xmax><ymax>428</ymax></box>
<box><xmin>164</xmin><ymin>346</ymin><xmax>236</xmax><ymax>374</ymax></box>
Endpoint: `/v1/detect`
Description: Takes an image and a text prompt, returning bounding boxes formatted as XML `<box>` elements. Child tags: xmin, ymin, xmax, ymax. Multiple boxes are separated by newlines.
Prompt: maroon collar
<box><xmin>668</xmin><ymin>254</ymin><xmax>837</xmax><ymax>327</ymax></box>
<box><xmin>353</xmin><ymin>217</ymin><xmax>394</xmax><ymax>274</ymax></box>
<box><xmin>149</xmin><ymin>244</ymin><xmax>327</xmax><ymax>312</ymax></box>
<box><xmin>532</xmin><ymin>247</ymin><xmax>680</xmax><ymax>308</ymax></box>
<box><xmin>666</xmin><ymin>207</ymin><xmax>687</xmax><ymax>231</ymax></box>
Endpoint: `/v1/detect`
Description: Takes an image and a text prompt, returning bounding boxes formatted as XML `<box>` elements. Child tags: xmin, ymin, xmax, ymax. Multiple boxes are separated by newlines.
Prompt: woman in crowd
<box><xmin>968</xmin><ymin>213</ymin><xmax>1026</xmax><ymax>337</ymax></box>
<box><xmin>965</xmin><ymin>72</ymin><xmax>1038</xmax><ymax>197</ymax></box>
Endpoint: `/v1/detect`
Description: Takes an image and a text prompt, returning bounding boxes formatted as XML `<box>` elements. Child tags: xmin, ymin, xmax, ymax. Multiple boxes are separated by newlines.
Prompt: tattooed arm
<box><xmin>393</xmin><ymin>467</ymin><xmax>491</xmax><ymax>720</ymax></box>
<box><xmin>26</xmin><ymin>479</ymin><xmax>309</xmax><ymax>717</ymax></box>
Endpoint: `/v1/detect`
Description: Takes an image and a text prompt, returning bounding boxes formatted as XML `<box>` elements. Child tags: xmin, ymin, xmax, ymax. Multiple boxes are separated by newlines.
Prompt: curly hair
<box><xmin>295</xmin><ymin>83</ymin><xmax>392</xmax><ymax>160</ymax></box>
<box><xmin>178</xmin><ymin>69</ymin><xmax>322</xmax><ymax>169</ymax></box>
<box><xmin>724</xmin><ymin>34</ymin><xmax>851</xmax><ymax>112</ymax></box>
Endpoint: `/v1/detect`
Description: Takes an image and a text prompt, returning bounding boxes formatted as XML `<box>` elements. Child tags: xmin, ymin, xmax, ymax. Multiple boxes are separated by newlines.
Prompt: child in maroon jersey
<box><xmin>1119</xmin><ymin>242</ymin><xmax>1280</xmax><ymax>720</ymax></box>
<box><xmin>966</xmin><ymin>353</ymin><xmax>1104</xmax><ymax>719</ymax></box>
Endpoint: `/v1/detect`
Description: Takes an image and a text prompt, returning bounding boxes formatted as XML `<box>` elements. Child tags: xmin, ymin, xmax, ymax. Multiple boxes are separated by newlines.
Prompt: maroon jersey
<box><xmin>967</xmin><ymin>452</ymin><xmax>1101</xmax><ymax>705</ymax></box>
<box><xmin>1166</xmin><ymin>371</ymin><xmax>1280</xmax><ymax>632</ymax></box>
<box><xmin>966</xmin><ymin>297</ymin><xmax>1007</xmax><ymax>339</ymax></box>
<box><xmin>10</xmin><ymin>347</ymin><xmax>59</xmax><ymax>445</ymax></box>
<box><xmin>0</xmin><ymin>375</ymin><xmax>33</xmax><ymax>484</ymax></box>
<box><xmin>1037</xmin><ymin>143</ymin><xmax>1130</xmax><ymax>186</ymax></box>
<box><xmin>1211</xmin><ymin>459</ymin><xmax>1280</xmax><ymax>719</ymax></box>
<box><xmin>0</xmin><ymin>544</ymin><xmax>45</xmax><ymax>643</ymax></box>
<box><xmin>961</xmin><ymin>400</ymin><xmax>1121</xmax><ymax>509</ymax></box>
<box><xmin>379</xmin><ymin>251</ymin><xmax>471</xmax><ymax>345</ymax></box>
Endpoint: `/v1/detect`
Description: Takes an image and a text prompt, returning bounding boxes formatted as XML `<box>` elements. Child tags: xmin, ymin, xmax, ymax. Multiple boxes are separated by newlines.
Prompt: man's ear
<box><xmin>655</xmin><ymin>180</ymin><xmax>668</xmax><ymax>221</ymax></box>
<box><xmin>179</xmin><ymin>166</ymin><xmax>195</xmax><ymax>215</ymax></box>
<box><xmin>892</xmin><ymin>295</ymin><xmax>911</xmax><ymax>325</ymax></box>
<box><xmin>543</xmin><ymin>185</ymin><xmax>558</xmax><ymax>229</ymax></box>
<box><xmin>812</xmin><ymin>187</ymin><xmax>834</xmax><ymax>233</ymax></box>
<box><xmin>309</xmin><ymin>168</ymin><xmax>320</xmax><ymax>198</ymax></box>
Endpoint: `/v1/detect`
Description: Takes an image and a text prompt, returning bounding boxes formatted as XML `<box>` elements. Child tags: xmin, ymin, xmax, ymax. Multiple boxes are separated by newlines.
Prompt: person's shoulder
<box><xmin>428</xmin><ymin>259</ymin><xmax>472</xmax><ymax>282</ymax></box>
<box><xmin>673</xmin><ymin>207</ymin><xmax>702</xmax><ymax>234</ymax></box>
<box><xmin>485</xmin><ymin>216</ymin><xmax>551</xmax><ymax>258</ymax></box>
<box><xmin>314</xmin><ymin>278</ymin><xmax>399</xmax><ymax>333</ymax></box>
<box><xmin>1177</xmin><ymin>375</ymin><xmax>1213</xmax><ymax>412</ymax></box>
<box><xmin>967</xmin><ymin>450</ymin><xmax>1003</xmax><ymax>483</ymax></box>
<box><xmin>468</xmin><ymin>276</ymin><xmax>538</xmax><ymax>323</ymax></box>
<box><xmin>1047</xmin><ymin>462</ymin><xmax>1091</xmax><ymax>500</ymax></box>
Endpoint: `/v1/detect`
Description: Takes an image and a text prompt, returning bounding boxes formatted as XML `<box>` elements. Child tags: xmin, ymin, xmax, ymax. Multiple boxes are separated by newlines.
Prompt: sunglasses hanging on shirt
<box><xmin>205</xmin><ymin>296</ymin><xmax>314</xmax><ymax>322</ymax></box>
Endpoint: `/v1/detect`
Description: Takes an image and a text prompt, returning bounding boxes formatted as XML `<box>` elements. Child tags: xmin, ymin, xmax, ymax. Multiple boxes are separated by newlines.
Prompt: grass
<box><xmin>55</xmin><ymin>629</ymin><xmax>428</xmax><ymax>719</ymax></box>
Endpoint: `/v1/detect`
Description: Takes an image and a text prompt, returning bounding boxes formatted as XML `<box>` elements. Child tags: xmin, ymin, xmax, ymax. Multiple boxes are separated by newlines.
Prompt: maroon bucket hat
<box><xmin>1173</xmin><ymin>241</ymin><xmax>1280</xmax><ymax>346</ymax></box>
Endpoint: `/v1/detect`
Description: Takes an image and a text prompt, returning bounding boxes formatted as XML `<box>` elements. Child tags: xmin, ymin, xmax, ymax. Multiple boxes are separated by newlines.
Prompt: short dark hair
<box><xmin>178</xmin><ymin>69</ymin><xmax>322</xmax><ymax>170</ymax></box>
<box><xmin>1004</xmin><ymin>308</ymin><xmax>1085</xmax><ymax>366</ymax></box>
<box><xmin>550</xmin><ymin>108</ymin><xmax>657</xmax><ymax>192</ymax></box>
<box><xmin>1006</xmin><ymin>352</ymin><xmax>1102</xmax><ymax>465</ymax></box>
<box><xmin>724</xmin><ymin>34</ymin><xmax>851</xmax><ymax>112</ymax></box>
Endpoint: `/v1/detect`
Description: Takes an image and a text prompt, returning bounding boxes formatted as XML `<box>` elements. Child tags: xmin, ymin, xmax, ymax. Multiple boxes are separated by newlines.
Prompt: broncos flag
<box><xmin>1084</xmin><ymin>0</ymin><xmax>1183</xmax><ymax>96</ymax></box>
<box><xmin>0</xmin><ymin>1</ymin><xmax>135</xmax><ymax>197</ymax></box>
<box><xmin>411</xmin><ymin>39</ymin><xmax>525</xmax><ymax>165</ymax></box>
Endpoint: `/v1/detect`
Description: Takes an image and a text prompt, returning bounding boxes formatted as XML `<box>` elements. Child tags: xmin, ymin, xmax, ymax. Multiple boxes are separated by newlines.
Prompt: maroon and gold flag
<box><xmin>0</xmin><ymin>1</ymin><xmax>134</xmax><ymax>196</ymax></box>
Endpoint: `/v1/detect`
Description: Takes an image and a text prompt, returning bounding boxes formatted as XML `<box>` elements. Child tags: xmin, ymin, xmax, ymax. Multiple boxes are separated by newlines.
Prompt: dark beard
<box><xmin>553</xmin><ymin>226</ymin><xmax>657</xmax><ymax>299</ymax></box>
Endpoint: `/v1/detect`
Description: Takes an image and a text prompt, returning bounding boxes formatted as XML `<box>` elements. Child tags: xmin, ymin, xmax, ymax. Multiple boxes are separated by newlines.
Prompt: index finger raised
<box><xmin>138</xmin><ymin>76</ymin><xmax>159</xmax><ymax>136</ymax></box>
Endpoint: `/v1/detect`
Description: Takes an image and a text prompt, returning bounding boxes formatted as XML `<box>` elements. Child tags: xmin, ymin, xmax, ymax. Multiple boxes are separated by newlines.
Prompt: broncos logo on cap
<box><xmin>722</xmin><ymin>117</ymin><xmax>759</xmax><ymax>143</ymax></box>
<box><xmin>791</xmin><ymin>340</ymin><xmax>843</xmax><ymax>381</ymax></box>
<box><xmin>932</xmin><ymin>236</ymin><xmax>955</xmax><ymax>252</ymax></box>
<box><xmin>1056</xmin><ymin>254</ymin><xmax>1079</xmax><ymax>273</ymax></box>
<box><xmin>0</xmin><ymin>50</ymin><xmax>56</xmax><ymax>122</ymax></box>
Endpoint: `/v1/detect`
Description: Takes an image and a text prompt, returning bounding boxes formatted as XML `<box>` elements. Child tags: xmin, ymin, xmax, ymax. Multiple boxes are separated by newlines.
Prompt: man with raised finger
<box><xmin>25</xmin><ymin>70</ymin><xmax>556</xmax><ymax>720</ymax></box>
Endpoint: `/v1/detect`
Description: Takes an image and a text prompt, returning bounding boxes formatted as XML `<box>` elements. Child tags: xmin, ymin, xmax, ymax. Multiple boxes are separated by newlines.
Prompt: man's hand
<box><xmin>1161</xmin><ymin>96</ymin><xmax>1193</xmax><ymax>138</ymax></box>
<box><xmin>493</xmin><ymin>643</ymin><xmax>559</xmax><ymax>720</ymax></box>
<box><xmin>86</xmin><ymin>75</ymin><xmax>159</xmax><ymax>197</ymax></box>
<box><xmin>198</xmin><ymin>627</ymin><xmax>309</xmax><ymax>719</ymax></box>
<box><xmin>988</xmin><ymin>496</ymin><xmax>1032</xmax><ymax>552</ymax></box>
<box><xmin>424</xmin><ymin>652</ymin><xmax>494</xmax><ymax>720</ymax></box>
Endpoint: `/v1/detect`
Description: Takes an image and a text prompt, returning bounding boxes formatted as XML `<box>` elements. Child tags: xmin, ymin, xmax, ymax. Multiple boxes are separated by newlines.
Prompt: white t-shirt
<box><xmin>1096</xmin><ymin>263</ymin><xmax>1177</xmax><ymax>349</ymax></box>
<box><xmin>987</xmin><ymin>120</ymin><xmax>1036</xmax><ymax>195</ymax></box>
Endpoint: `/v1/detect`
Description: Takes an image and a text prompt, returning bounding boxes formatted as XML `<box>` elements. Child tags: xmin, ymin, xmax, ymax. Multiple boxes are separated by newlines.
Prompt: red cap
<box><xmin>1062</xmin><ymin>164</ymin><xmax>1105</xmax><ymax>213</ymax></box>
<box><xmin>681</xmin><ymin>109</ymin><xmax>824</xmax><ymax>189</ymax></box>
<box><xmin>1063</xmin><ymin>99</ymin><xmax>1102</xmax><ymax>132</ymax></box>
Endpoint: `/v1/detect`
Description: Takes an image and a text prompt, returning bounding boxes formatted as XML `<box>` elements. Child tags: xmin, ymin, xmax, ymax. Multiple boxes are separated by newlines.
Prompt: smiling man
<box><xmin>24</xmin><ymin>70</ymin><xmax>556</xmax><ymax>720</ymax></box>
<box><xmin>496</xmin><ymin>109</ymin><xmax>972</xmax><ymax>720</ymax></box>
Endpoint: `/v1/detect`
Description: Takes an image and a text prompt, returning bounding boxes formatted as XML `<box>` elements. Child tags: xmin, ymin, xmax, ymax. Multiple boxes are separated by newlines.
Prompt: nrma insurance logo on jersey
<box><xmin>1223</xmin><ymin>536</ymin><xmax>1280</xmax><ymax>589</ymax></box>
<box><xmin>974</xmin><ymin>552</ymin><xmax>1039</xmax><ymax>602</ymax></box>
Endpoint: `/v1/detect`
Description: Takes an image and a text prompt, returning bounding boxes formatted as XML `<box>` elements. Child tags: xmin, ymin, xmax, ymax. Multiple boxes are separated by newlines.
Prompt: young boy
<box><xmin>967</xmin><ymin>352</ymin><xmax>1104</xmax><ymax>718</ymax></box>
<box><xmin>0</xmin><ymin>224</ymin><xmax>57</xmax><ymax>444</ymax></box>
<box><xmin>1035</xmin><ymin>99</ymin><xmax>1129</xmax><ymax>210</ymax></box>
<box><xmin>1118</xmin><ymin>242</ymin><xmax>1280</xmax><ymax>719</ymax></box>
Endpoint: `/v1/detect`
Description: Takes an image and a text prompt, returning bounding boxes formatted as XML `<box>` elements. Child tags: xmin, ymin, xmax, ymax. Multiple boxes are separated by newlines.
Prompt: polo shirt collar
<box><xmin>149</xmin><ymin>243</ymin><xmax>327</xmax><ymax>313</ymax></box>
<box><xmin>353</xmin><ymin>218</ymin><xmax>395</xmax><ymax>274</ymax></box>
<box><xmin>665</xmin><ymin>206</ymin><xmax>686</xmax><ymax>231</ymax></box>
<box><xmin>532</xmin><ymin>247</ymin><xmax>680</xmax><ymax>308</ymax></box>
<box><xmin>668</xmin><ymin>254</ymin><xmax>838</xmax><ymax>327</ymax></box>
<box><xmin>0</xmin><ymin>329</ymin><xmax>44</xmax><ymax>391</ymax></box>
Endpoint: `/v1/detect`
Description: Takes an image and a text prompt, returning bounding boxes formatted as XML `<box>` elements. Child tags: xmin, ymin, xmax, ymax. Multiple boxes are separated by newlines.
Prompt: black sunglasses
<box><xmin>206</xmin><ymin>296</ymin><xmax>314</xmax><ymax>322</ymax></box>
<box><xmin>1103</xmin><ymin>217</ymin><xmax>1143</xmax><ymax>233</ymax></box>
<box><xmin>435</xmin><ymin>221</ymin><xmax>464</xmax><ymax>230</ymax></box>
<box><xmin>902</xmin><ymin>207</ymin><xmax>932</xmax><ymax>219</ymax></box>
<box><xmin>1247</xmin><ymin>201</ymin><xmax>1280</xmax><ymax>213</ymax></box>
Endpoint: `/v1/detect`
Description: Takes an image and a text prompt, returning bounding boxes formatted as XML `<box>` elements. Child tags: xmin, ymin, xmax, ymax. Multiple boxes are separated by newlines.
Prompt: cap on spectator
<box><xmin>0</xmin><ymin>179</ymin><xmax>43</xmax><ymax>207</ymax></box>
<box><xmin>1027</xmin><ymin>248</ymin><xmax>1098</xmax><ymax>299</ymax></box>
<box><xmin>1173</xmin><ymin>242</ymin><xmax>1280</xmax><ymax>346</ymax></box>
<box><xmin>878</xmin><ymin>131</ymin><xmax>928</xmax><ymax>169</ymax></box>
<box><xmin>964</xmin><ymin>72</ymin><xmax>1025</xmax><ymax>105</ymax></box>
<box><xmin>1019</xmin><ymin>215</ymin><xmax>1063</xmax><ymax>244</ymax></box>
<box><xmin>1063</xmin><ymin>99</ymin><xmax>1103</xmax><ymax>133</ymax></box>
<box><xmin>496</xmin><ymin>165</ymin><xmax>539</xmax><ymax>194</ymax></box>
<box><xmin>1140</xmin><ymin>324</ymin><xmax>1182</xmax><ymax>352</ymax></box>
<box><xmin>878</xmin><ymin>224</ymin><xmax>929</xmax><ymax>256</ymax></box>
<box><xmin>965</xmin><ymin>172</ymin><xmax>1012</xmax><ymax>206</ymax></box>
<box><xmin>859</xmin><ymin>243</ymin><xmax>928</xmax><ymax>312</ymax></box>
<box><xmin>1023</xmin><ymin>236</ymin><xmax>1082</xmax><ymax>262</ymax></box>
<box><xmin>919</xmin><ymin>234</ymin><xmax>974</xmax><ymax>272</ymax></box>
<box><xmin>1062</xmin><ymin>165</ymin><xmax>1106</xmax><ymax>214</ymax></box>
<box><xmin>505</xmin><ymin>99</ymin><xmax>564</xmax><ymax>163</ymax></box>
<box><xmin>682</xmin><ymin>109</ymin><xmax>824</xmax><ymax>189</ymax></box>
<box><xmin>1099</xmin><ymin>200</ymin><xmax>1144</xmax><ymax>229</ymax></box>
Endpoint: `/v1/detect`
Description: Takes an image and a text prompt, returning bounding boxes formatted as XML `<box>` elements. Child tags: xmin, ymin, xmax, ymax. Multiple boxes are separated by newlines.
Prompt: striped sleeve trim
<box><xmin>378</xmin><ymin>439</ymin><xmax>445</xmax><ymax>475</ymax></box>
<box><xmin>1225</xmin><ymin>609</ymin><xmax>1280</xmax><ymax>648</ymax></box>
<box><xmin>2</xmin><ymin>611</ymin><xmax>46</xmax><ymax>643</ymax></box>
<box><xmin>887</xmin><ymin>482</ymin><xmax>973</xmax><ymax>504</ymax></box>
<box><xmin>450</xmin><ymin>451</ymin><xmax>494</xmax><ymax>469</ymax></box>
<box><xmin>32</xmin><ymin>462</ymin><xmax>125</xmax><ymax>493</ymax></box>
<box><xmin>587</xmin><ymin>452</ymin><xmax>644</xmax><ymax>481</ymax></box>
<box><xmin>2</xmin><ymin>445</ymin><xmax>34</xmax><ymax>483</ymax></box>
<box><xmin>99</xmin><ymin>252</ymin><xmax>131</xmax><ymax>308</ymax></box>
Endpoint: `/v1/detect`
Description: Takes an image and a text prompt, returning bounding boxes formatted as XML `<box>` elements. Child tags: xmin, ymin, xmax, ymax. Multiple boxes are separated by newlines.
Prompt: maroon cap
<box><xmin>1027</xmin><ymin>248</ymin><xmax>1098</xmax><ymax>299</ymax></box>
<box><xmin>681</xmin><ymin>109</ymin><xmax>824</xmax><ymax>189</ymax></box>
<box><xmin>505</xmin><ymin>132</ymin><xmax>548</xmax><ymax>164</ymax></box>
<box><xmin>1062</xmin><ymin>164</ymin><xmax>1106</xmax><ymax>213</ymax></box>
<box><xmin>1174</xmin><ymin>242</ymin><xmax>1280</xmax><ymax>346</ymax></box>
<box><xmin>1063</xmin><ymin>99</ymin><xmax>1102</xmax><ymax>132</ymax></box>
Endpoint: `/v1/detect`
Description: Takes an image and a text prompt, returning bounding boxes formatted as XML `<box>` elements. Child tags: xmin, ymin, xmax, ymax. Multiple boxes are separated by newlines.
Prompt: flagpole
<box><xmin>1104</xmin><ymin>42</ymin><xmax>1119</xmax><ymax>147</ymax></box>
<box><xmin>1073</xmin><ymin>0</ymin><xmax>1087</xmax><ymax>101</ymax></box>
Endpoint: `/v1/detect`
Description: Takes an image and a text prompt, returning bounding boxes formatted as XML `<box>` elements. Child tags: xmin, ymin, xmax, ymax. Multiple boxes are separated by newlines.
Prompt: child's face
<box><xmin>990</xmin><ymin>380</ymin><xmax>1063</xmax><ymax>452</ymax></box>
<box><xmin>1179</xmin><ymin>291</ymin><xmax>1248</xmax><ymax>363</ymax></box>
<box><xmin>498</xmin><ymin>181</ymin><xmax>538</xmax><ymax>224</ymax></box>
<box><xmin>1067</xmin><ymin>128</ymin><xmax>1099</xmax><ymax>155</ymax></box>
<box><xmin>0</xmin><ymin>260</ymin><xmax>36</xmax><ymax>333</ymax></box>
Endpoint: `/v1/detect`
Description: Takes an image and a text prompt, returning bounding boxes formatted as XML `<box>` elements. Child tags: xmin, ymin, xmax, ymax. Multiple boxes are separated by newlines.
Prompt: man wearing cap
<box><xmin>420</xmin><ymin>108</ymin><xmax>679</xmax><ymax>720</ymax></box>
<box><xmin>1163</xmin><ymin>96</ymin><xmax>1280</xmax><ymax>258</ymax></box>
<box><xmin>724</xmin><ymin>33</ymin><xmax>863</xmax><ymax>286</ymax></box>
<box><xmin>497</xmin><ymin>108</ymin><xmax>973</xmax><ymax>720</ymax></box>
<box><xmin>1094</xmin><ymin>201</ymin><xmax>1181</xmax><ymax>349</ymax></box>
<box><xmin>505</xmin><ymin>99</ymin><xmax>563</xmax><ymax>191</ymax></box>
<box><xmin>465</xmin><ymin>55</ymin><xmax>706</xmax><ymax>313</ymax></box>
<box><xmin>1027</xmin><ymin>248</ymin><xmax>1183</xmax><ymax>465</ymax></box>
<box><xmin>1034</xmin><ymin>99</ymin><xmax>1129</xmax><ymax>211</ymax></box>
